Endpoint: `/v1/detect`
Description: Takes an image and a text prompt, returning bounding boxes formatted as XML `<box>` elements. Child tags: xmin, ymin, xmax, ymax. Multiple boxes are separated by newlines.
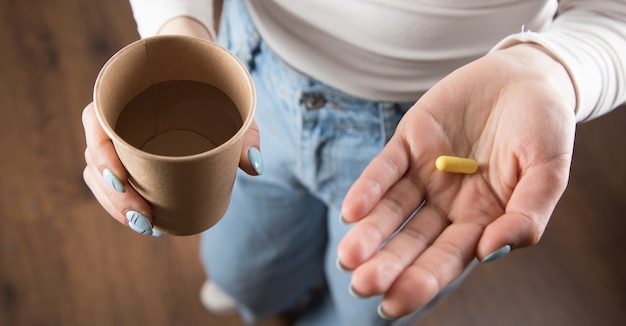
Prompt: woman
<box><xmin>82</xmin><ymin>0</ymin><xmax>626</xmax><ymax>324</ymax></box>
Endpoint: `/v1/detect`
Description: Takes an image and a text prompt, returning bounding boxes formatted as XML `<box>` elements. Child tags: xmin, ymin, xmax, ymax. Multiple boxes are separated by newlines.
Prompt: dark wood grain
<box><xmin>0</xmin><ymin>1</ymin><xmax>245</xmax><ymax>325</ymax></box>
<box><xmin>0</xmin><ymin>0</ymin><xmax>624</xmax><ymax>325</ymax></box>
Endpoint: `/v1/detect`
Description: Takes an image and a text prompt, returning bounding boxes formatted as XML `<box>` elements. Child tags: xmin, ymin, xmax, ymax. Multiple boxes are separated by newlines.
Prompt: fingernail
<box><xmin>339</xmin><ymin>214</ymin><xmax>351</xmax><ymax>225</ymax></box>
<box><xmin>103</xmin><ymin>168</ymin><xmax>125</xmax><ymax>193</ymax></box>
<box><xmin>377</xmin><ymin>303</ymin><xmax>396</xmax><ymax>321</ymax></box>
<box><xmin>349</xmin><ymin>285</ymin><xmax>369</xmax><ymax>299</ymax></box>
<box><xmin>125</xmin><ymin>210</ymin><xmax>153</xmax><ymax>236</ymax></box>
<box><xmin>336</xmin><ymin>258</ymin><xmax>351</xmax><ymax>273</ymax></box>
<box><xmin>248</xmin><ymin>147</ymin><xmax>264</xmax><ymax>175</ymax></box>
<box><xmin>481</xmin><ymin>245</ymin><xmax>511</xmax><ymax>263</ymax></box>
<box><xmin>151</xmin><ymin>229</ymin><xmax>163</xmax><ymax>238</ymax></box>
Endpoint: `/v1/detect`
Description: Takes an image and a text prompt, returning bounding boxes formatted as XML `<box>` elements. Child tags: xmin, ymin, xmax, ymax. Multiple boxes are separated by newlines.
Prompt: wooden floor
<box><xmin>0</xmin><ymin>0</ymin><xmax>624</xmax><ymax>325</ymax></box>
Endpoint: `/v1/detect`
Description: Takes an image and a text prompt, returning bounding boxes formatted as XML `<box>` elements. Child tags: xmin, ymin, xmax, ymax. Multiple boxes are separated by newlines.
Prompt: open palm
<box><xmin>338</xmin><ymin>44</ymin><xmax>577</xmax><ymax>318</ymax></box>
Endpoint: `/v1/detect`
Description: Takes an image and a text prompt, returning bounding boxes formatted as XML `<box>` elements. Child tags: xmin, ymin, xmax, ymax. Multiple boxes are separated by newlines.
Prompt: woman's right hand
<box><xmin>82</xmin><ymin>16</ymin><xmax>262</xmax><ymax>236</ymax></box>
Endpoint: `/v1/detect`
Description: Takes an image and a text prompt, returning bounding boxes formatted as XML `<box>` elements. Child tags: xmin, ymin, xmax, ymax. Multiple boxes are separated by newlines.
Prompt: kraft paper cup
<box><xmin>93</xmin><ymin>35</ymin><xmax>256</xmax><ymax>236</ymax></box>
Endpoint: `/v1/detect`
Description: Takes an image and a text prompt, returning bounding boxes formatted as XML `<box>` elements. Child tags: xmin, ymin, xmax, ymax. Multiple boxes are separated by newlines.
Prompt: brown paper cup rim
<box><xmin>93</xmin><ymin>35</ymin><xmax>256</xmax><ymax>162</ymax></box>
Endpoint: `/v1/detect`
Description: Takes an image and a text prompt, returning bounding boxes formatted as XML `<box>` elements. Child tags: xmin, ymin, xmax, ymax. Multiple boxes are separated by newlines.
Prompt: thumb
<box><xmin>239</xmin><ymin>119</ymin><xmax>263</xmax><ymax>176</ymax></box>
<box><xmin>477</xmin><ymin>160</ymin><xmax>569</xmax><ymax>263</ymax></box>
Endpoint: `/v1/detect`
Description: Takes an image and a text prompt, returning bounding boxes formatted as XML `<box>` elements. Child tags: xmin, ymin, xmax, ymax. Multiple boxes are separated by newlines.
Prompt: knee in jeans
<box><xmin>208</xmin><ymin>260</ymin><xmax>265</xmax><ymax>305</ymax></box>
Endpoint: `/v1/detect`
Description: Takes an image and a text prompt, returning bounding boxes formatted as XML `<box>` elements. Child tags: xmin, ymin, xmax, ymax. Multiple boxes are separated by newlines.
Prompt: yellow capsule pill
<box><xmin>435</xmin><ymin>155</ymin><xmax>478</xmax><ymax>174</ymax></box>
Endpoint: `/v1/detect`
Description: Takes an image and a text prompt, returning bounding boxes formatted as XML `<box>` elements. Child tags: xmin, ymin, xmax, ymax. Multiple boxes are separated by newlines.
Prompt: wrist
<box><xmin>497</xmin><ymin>43</ymin><xmax>577</xmax><ymax>111</ymax></box>
<box><xmin>157</xmin><ymin>16</ymin><xmax>214</xmax><ymax>41</ymax></box>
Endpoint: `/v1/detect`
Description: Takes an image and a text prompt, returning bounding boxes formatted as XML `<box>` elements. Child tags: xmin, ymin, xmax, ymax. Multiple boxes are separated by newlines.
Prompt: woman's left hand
<box><xmin>338</xmin><ymin>44</ymin><xmax>577</xmax><ymax>319</ymax></box>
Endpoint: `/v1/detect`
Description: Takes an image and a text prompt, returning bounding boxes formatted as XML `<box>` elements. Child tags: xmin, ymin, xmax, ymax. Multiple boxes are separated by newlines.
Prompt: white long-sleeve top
<box><xmin>128</xmin><ymin>0</ymin><xmax>626</xmax><ymax>122</ymax></box>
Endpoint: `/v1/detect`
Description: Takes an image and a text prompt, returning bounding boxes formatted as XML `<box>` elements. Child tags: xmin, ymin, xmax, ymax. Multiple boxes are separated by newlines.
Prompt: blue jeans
<box><xmin>200</xmin><ymin>1</ymin><xmax>418</xmax><ymax>325</ymax></box>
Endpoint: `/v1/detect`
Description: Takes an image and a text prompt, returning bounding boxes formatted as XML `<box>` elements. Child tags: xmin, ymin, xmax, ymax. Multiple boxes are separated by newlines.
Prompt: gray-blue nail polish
<box><xmin>151</xmin><ymin>229</ymin><xmax>163</xmax><ymax>238</ymax></box>
<box><xmin>103</xmin><ymin>168</ymin><xmax>125</xmax><ymax>193</ymax></box>
<box><xmin>336</xmin><ymin>258</ymin><xmax>351</xmax><ymax>273</ymax></box>
<box><xmin>248</xmin><ymin>147</ymin><xmax>264</xmax><ymax>175</ymax></box>
<box><xmin>339</xmin><ymin>214</ymin><xmax>351</xmax><ymax>225</ymax></box>
<box><xmin>482</xmin><ymin>245</ymin><xmax>511</xmax><ymax>263</ymax></box>
<box><xmin>125</xmin><ymin>210</ymin><xmax>153</xmax><ymax>236</ymax></box>
<box><xmin>349</xmin><ymin>285</ymin><xmax>369</xmax><ymax>299</ymax></box>
<box><xmin>377</xmin><ymin>304</ymin><xmax>396</xmax><ymax>321</ymax></box>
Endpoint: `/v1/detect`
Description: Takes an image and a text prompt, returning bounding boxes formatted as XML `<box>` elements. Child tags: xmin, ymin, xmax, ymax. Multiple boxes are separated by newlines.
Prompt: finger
<box><xmin>477</xmin><ymin>159</ymin><xmax>570</xmax><ymax>260</ymax></box>
<box><xmin>337</xmin><ymin>176</ymin><xmax>426</xmax><ymax>270</ymax></box>
<box><xmin>349</xmin><ymin>204</ymin><xmax>449</xmax><ymax>297</ymax></box>
<box><xmin>379</xmin><ymin>222</ymin><xmax>483</xmax><ymax>318</ymax></box>
<box><xmin>84</xmin><ymin>149</ymin><xmax>155</xmax><ymax>236</ymax></box>
<box><xmin>341</xmin><ymin>135</ymin><xmax>411</xmax><ymax>222</ymax></box>
<box><xmin>238</xmin><ymin>119</ymin><xmax>263</xmax><ymax>176</ymax></box>
<box><xmin>82</xmin><ymin>103</ymin><xmax>128</xmax><ymax>183</ymax></box>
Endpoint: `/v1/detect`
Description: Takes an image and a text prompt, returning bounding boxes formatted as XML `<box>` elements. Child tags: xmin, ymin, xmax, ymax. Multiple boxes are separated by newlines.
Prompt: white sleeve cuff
<box><xmin>491</xmin><ymin>6</ymin><xmax>626</xmax><ymax>122</ymax></box>
<box><xmin>129</xmin><ymin>0</ymin><xmax>216</xmax><ymax>40</ymax></box>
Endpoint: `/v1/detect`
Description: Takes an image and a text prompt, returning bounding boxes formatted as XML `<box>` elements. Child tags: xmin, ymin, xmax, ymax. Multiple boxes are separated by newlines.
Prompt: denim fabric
<box><xmin>200</xmin><ymin>1</ymin><xmax>418</xmax><ymax>325</ymax></box>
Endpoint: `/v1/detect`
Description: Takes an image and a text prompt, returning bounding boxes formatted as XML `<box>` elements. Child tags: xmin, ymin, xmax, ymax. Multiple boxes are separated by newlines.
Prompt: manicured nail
<box><xmin>103</xmin><ymin>168</ymin><xmax>125</xmax><ymax>193</ymax></box>
<box><xmin>482</xmin><ymin>245</ymin><xmax>511</xmax><ymax>263</ymax></box>
<box><xmin>247</xmin><ymin>147</ymin><xmax>264</xmax><ymax>175</ymax></box>
<box><xmin>349</xmin><ymin>285</ymin><xmax>369</xmax><ymax>299</ymax></box>
<box><xmin>339</xmin><ymin>214</ymin><xmax>351</xmax><ymax>225</ymax></box>
<box><xmin>125</xmin><ymin>210</ymin><xmax>153</xmax><ymax>236</ymax></box>
<box><xmin>377</xmin><ymin>304</ymin><xmax>396</xmax><ymax>321</ymax></box>
<box><xmin>336</xmin><ymin>258</ymin><xmax>351</xmax><ymax>273</ymax></box>
<box><xmin>151</xmin><ymin>229</ymin><xmax>163</xmax><ymax>238</ymax></box>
